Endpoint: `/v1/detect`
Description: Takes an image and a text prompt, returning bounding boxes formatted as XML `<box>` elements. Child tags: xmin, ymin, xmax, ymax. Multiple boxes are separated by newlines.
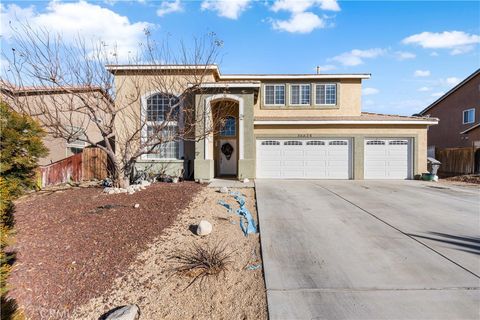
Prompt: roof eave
<box><xmin>220</xmin><ymin>74</ymin><xmax>371</xmax><ymax>80</ymax></box>
<box><xmin>254</xmin><ymin>119</ymin><xmax>439</xmax><ymax>125</ymax></box>
<box><xmin>419</xmin><ymin>68</ymin><xmax>480</xmax><ymax>115</ymax></box>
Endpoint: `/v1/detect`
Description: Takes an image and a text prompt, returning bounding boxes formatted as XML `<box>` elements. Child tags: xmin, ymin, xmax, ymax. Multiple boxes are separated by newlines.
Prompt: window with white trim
<box><xmin>290</xmin><ymin>84</ymin><xmax>311</xmax><ymax>105</ymax></box>
<box><xmin>316</xmin><ymin>83</ymin><xmax>337</xmax><ymax>105</ymax></box>
<box><xmin>264</xmin><ymin>84</ymin><xmax>285</xmax><ymax>105</ymax></box>
<box><xmin>144</xmin><ymin>93</ymin><xmax>180</xmax><ymax>159</ymax></box>
<box><xmin>66</xmin><ymin>125</ymin><xmax>87</xmax><ymax>154</ymax></box>
<box><xmin>463</xmin><ymin>108</ymin><xmax>475</xmax><ymax>124</ymax></box>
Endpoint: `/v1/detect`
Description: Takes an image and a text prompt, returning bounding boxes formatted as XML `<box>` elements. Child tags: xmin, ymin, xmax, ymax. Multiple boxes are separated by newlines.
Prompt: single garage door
<box><xmin>256</xmin><ymin>139</ymin><xmax>351</xmax><ymax>179</ymax></box>
<box><xmin>364</xmin><ymin>138</ymin><xmax>412</xmax><ymax>179</ymax></box>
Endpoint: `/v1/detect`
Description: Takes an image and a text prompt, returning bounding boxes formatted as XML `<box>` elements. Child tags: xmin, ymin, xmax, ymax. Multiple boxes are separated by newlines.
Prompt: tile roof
<box><xmin>255</xmin><ymin>112</ymin><xmax>438</xmax><ymax>122</ymax></box>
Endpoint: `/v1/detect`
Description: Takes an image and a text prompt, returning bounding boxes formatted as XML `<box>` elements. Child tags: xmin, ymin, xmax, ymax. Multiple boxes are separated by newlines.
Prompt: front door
<box><xmin>219</xmin><ymin>139</ymin><xmax>237</xmax><ymax>175</ymax></box>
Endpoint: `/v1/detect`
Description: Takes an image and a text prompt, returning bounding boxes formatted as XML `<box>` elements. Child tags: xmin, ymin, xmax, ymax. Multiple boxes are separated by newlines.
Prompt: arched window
<box><xmin>220</xmin><ymin>116</ymin><xmax>236</xmax><ymax>136</ymax></box>
<box><xmin>144</xmin><ymin>93</ymin><xmax>180</xmax><ymax>159</ymax></box>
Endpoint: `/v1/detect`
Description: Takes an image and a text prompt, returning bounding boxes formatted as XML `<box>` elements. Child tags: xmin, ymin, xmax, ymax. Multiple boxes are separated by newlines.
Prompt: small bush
<box><xmin>171</xmin><ymin>241</ymin><xmax>234</xmax><ymax>289</ymax></box>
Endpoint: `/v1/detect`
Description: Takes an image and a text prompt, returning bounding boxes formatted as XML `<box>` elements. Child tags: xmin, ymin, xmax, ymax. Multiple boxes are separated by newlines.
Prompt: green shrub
<box><xmin>0</xmin><ymin>102</ymin><xmax>47</xmax><ymax>319</ymax></box>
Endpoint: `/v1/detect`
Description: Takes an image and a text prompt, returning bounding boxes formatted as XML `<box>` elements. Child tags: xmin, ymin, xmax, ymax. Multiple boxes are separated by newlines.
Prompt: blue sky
<box><xmin>1</xmin><ymin>0</ymin><xmax>479</xmax><ymax>115</ymax></box>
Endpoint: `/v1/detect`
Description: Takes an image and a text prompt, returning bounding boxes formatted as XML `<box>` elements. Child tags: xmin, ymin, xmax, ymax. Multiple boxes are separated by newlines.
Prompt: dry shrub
<box><xmin>171</xmin><ymin>241</ymin><xmax>234</xmax><ymax>289</ymax></box>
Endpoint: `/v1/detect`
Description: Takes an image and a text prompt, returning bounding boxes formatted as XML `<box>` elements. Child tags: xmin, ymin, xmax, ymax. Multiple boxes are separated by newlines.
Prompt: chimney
<box><xmin>316</xmin><ymin>66</ymin><xmax>320</xmax><ymax>74</ymax></box>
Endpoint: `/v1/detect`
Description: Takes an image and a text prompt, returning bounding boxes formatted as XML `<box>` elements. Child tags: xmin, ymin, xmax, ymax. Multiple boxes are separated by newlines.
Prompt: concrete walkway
<box><xmin>256</xmin><ymin>180</ymin><xmax>480</xmax><ymax>320</ymax></box>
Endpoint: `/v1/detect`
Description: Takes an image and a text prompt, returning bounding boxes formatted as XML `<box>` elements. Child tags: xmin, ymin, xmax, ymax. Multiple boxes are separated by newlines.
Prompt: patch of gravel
<box><xmin>8</xmin><ymin>182</ymin><xmax>203</xmax><ymax>319</ymax></box>
<box><xmin>71</xmin><ymin>187</ymin><xmax>268</xmax><ymax>320</ymax></box>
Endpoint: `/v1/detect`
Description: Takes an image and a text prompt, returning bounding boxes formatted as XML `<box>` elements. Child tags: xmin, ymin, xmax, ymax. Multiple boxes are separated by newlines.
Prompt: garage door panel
<box><xmin>256</xmin><ymin>139</ymin><xmax>351</xmax><ymax>179</ymax></box>
<box><xmin>365</xmin><ymin>139</ymin><xmax>411</xmax><ymax>180</ymax></box>
<box><xmin>304</xmin><ymin>150</ymin><xmax>327</xmax><ymax>157</ymax></box>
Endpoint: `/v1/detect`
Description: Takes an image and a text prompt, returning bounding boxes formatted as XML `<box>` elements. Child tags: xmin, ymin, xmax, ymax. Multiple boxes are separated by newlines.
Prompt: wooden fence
<box><xmin>435</xmin><ymin>147</ymin><xmax>479</xmax><ymax>176</ymax></box>
<box><xmin>39</xmin><ymin>147</ymin><xmax>108</xmax><ymax>188</ymax></box>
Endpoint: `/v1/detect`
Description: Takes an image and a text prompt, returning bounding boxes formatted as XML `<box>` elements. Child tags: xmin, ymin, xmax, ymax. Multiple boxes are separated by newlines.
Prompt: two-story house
<box><xmin>108</xmin><ymin>65</ymin><xmax>438</xmax><ymax>181</ymax></box>
<box><xmin>418</xmin><ymin>69</ymin><xmax>480</xmax><ymax>152</ymax></box>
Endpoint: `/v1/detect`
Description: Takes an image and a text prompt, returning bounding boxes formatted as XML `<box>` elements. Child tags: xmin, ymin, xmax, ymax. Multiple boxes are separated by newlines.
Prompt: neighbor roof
<box><xmin>1</xmin><ymin>80</ymin><xmax>113</xmax><ymax>102</ymax></box>
<box><xmin>419</xmin><ymin>68</ymin><xmax>480</xmax><ymax>115</ymax></box>
<box><xmin>460</xmin><ymin>123</ymin><xmax>480</xmax><ymax>134</ymax></box>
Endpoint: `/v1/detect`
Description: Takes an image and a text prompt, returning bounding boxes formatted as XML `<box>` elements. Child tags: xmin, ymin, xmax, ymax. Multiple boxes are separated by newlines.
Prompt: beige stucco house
<box><xmin>1</xmin><ymin>83</ymin><xmax>107</xmax><ymax>166</ymax></box>
<box><xmin>108</xmin><ymin>65</ymin><xmax>438</xmax><ymax>181</ymax></box>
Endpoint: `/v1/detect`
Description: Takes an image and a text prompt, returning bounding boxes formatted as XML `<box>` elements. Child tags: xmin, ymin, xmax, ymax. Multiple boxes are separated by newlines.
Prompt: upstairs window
<box><xmin>290</xmin><ymin>84</ymin><xmax>311</xmax><ymax>105</ymax></box>
<box><xmin>316</xmin><ymin>83</ymin><xmax>337</xmax><ymax>105</ymax></box>
<box><xmin>463</xmin><ymin>108</ymin><xmax>475</xmax><ymax>124</ymax></box>
<box><xmin>264</xmin><ymin>84</ymin><xmax>285</xmax><ymax>105</ymax></box>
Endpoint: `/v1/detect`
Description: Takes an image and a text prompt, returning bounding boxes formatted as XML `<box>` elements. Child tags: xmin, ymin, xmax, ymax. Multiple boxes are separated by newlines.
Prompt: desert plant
<box><xmin>171</xmin><ymin>241</ymin><xmax>234</xmax><ymax>289</ymax></box>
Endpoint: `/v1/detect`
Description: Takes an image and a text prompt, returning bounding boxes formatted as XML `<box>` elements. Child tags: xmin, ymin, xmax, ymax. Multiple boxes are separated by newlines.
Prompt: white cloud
<box><xmin>395</xmin><ymin>51</ymin><xmax>416</xmax><ymax>60</ymax></box>
<box><xmin>329</xmin><ymin>48</ymin><xmax>385</xmax><ymax>66</ymax></box>
<box><xmin>418</xmin><ymin>86</ymin><xmax>431</xmax><ymax>92</ymax></box>
<box><xmin>201</xmin><ymin>0</ymin><xmax>250</xmax><ymax>19</ymax></box>
<box><xmin>430</xmin><ymin>51</ymin><xmax>439</xmax><ymax>57</ymax></box>
<box><xmin>272</xmin><ymin>12</ymin><xmax>324</xmax><ymax>33</ymax></box>
<box><xmin>316</xmin><ymin>64</ymin><xmax>336</xmax><ymax>72</ymax></box>
<box><xmin>157</xmin><ymin>0</ymin><xmax>183</xmax><ymax>16</ymax></box>
<box><xmin>1</xmin><ymin>1</ymin><xmax>152</xmax><ymax>60</ymax></box>
<box><xmin>269</xmin><ymin>0</ymin><xmax>339</xmax><ymax>33</ymax></box>
<box><xmin>271</xmin><ymin>0</ymin><xmax>340</xmax><ymax>13</ymax></box>
<box><xmin>363</xmin><ymin>87</ymin><xmax>379</xmax><ymax>96</ymax></box>
<box><xmin>445</xmin><ymin>77</ymin><xmax>461</xmax><ymax>86</ymax></box>
<box><xmin>414</xmin><ymin>70</ymin><xmax>430</xmax><ymax>77</ymax></box>
<box><xmin>402</xmin><ymin>31</ymin><xmax>480</xmax><ymax>55</ymax></box>
<box><xmin>431</xmin><ymin>92</ymin><xmax>444</xmax><ymax>98</ymax></box>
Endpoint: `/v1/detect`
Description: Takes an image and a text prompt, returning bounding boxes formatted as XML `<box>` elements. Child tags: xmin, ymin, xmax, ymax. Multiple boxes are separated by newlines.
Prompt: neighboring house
<box><xmin>418</xmin><ymin>69</ymin><xmax>480</xmax><ymax>151</ymax></box>
<box><xmin>1</xmin><ymin>82</ymin><xmax>108</xmax><ymax>166</ymax></box>
<box><xmin>108</xmin><ymin>64</ymin><xmax>438</xmax><ymax>181</ymax></box>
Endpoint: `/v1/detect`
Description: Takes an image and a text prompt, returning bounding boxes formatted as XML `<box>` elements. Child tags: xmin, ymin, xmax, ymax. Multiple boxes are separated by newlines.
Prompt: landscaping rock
<box><xmin>103</xmin><ymin>304</ymin><xmax>140</xmax><ymax>320</ymax></box>
<box><xmin>219</xmin><ymin>186</ymin><xmax>229</xmax><ymax>194</ymax></box>
<box><xmin>139</xmin><ymin>180</ymin><xmax>151</xmax><ymax>187</ymax></box>
<box><xmin>196</xmin><ymin>220</ymin><xmax>212</xmax><ymax>236</ymax></box>
<box><xmin>133</xmin><ymin>203</ymin><xmax>140</xmax><ymax>209</ymax></box>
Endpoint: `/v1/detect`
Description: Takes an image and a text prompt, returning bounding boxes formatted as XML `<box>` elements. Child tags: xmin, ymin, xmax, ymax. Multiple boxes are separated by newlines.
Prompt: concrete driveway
<box><xmin>256</xmin><ymin>180</ymin><xmax>480</xmax><ymax>320</ymax></box>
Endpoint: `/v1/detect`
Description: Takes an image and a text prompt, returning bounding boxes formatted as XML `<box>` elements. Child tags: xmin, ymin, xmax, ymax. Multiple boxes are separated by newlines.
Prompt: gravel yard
<box><xmin>72</xmin><ymin>187</ymin><xmax>267</xmax><ymax>320</ymax></box>
<box><xmin>8</xmin><ymin>182</ymin><xmax>203</xmax><ymax>319</ymax></box>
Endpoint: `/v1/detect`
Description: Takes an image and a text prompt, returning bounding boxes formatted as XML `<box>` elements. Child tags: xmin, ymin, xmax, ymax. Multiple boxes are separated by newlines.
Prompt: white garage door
<box><xmin>364</xmin><ymin>139</ymin><xmax>412</xmax><ymax>179</ymax></box>
<box><xmin>256</xmin><ymin>139</ymin><xmax>351</xmax><ymax>179</ymax></box>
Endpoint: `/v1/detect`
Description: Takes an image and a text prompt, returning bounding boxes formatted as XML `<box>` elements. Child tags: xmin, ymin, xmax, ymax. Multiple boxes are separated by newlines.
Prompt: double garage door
<box><xmin>256</xmin><ymin>139</ymin><xmax>351</xmax><ymax>179</ymax></box>
<box><xmin>256</xmin><ymin>138</ymin><xmax>412</xmax><ymax>179</ymax></box>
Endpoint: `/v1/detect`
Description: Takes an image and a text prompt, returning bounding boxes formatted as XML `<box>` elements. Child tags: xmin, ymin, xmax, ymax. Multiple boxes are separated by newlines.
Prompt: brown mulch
<box><xmin>444</xmin><ymin>174</ymin><xmax>480</xmax><ymax>184</ymax></box>
<box><xmin>7</xmin><ymin>182</ymin><xmax>203</xmax><ymax>319</ymax></box>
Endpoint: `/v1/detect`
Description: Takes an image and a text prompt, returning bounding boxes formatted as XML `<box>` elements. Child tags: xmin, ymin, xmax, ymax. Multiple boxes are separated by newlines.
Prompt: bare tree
<box><xmin>2</xmin><ymin>23</ymin><xmax>236</xmax><ymax>187</ymax></box>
